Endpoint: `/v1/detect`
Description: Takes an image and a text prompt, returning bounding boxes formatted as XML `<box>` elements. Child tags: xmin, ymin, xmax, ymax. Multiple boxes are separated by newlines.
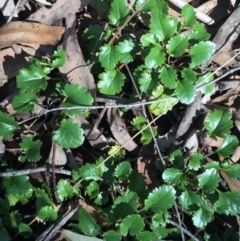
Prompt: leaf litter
<box><xmin>1</xmin><ymin>0</ymin><xmax>240</xmax><ymax>240</ymax></box>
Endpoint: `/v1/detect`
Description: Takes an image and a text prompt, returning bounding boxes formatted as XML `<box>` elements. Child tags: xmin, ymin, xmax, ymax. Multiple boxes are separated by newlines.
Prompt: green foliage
<box><xmin>204</xmin><ymin>109</ymin><xmax>233</xmax><ymax>138</ymax></box>
<box><xmin>1</xmin><ymin>1</ymin><xmax>239</xmax><ymax>240</ymax></box>
<box><xmin>52</xmin><ymin>119</ymin><xmax>85</xmax><ymax>148</ymax></box>
<box><xmin>0</xmin><ymin>111</ymin><xmax>18</xmax><ymax>138</ymax></box>
<box><xmin>38</xmin><ymin>206</ymin><xmax>57</xmax><ymax>221</ymax></box>
<box><xmin>19</xmin><ymin>135</ymin><xmax>42</xmax><ymax>162</ymax></box>
<box><xmin>57</xmin><ymin>179</ymin><xmax>78</xmax><ymax>201</ymax></box>
<box><xmin>70</xmin><ymin>208</ymin><xmax>100</xmax><ymax>236</ymax></box>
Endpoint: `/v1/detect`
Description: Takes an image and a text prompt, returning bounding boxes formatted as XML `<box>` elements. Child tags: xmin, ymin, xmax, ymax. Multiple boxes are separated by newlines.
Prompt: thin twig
<box><xmin>7</xmin><ymin>0</ymin><xmax>23</xmax><ymax>23</ymax></box>
<box><xmin>168</xmin><ymin>220</ymin><xmax>200</xmax><ymax>241</ymax></box>
<box><xmin>0</xmin><ymin>167</ymin><xmax>72</xmax><ymax>177</ymax></box>
<box><xmin>124</xmin><ymin>63</ymin><xmax>165</xmax><ymax>166</ymax></box>
<box><xmin>17</xmin><ymin>97</ymin><xmax>175</xmax><ymax>125</ymax></box>
<box><xmin>174</xmin><ymin>202</ymin><xmax>185</xmax><ymax>241</ymax></box>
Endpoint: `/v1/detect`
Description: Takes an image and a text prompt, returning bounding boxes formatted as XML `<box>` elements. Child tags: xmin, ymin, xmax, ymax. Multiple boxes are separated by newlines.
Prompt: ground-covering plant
<box><xmin>1</xmin><ymin>0</ymin><xmax>240</xmax><ymax>240</ymax></box>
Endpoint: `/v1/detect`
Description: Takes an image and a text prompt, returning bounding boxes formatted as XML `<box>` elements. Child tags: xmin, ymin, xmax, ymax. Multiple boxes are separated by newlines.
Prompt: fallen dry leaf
<box><xmin>107</xmin><ymin>108</ymin><xmax>139</xmax><ymax>155</ymax></box>
<box><xmin>0</xmin><ymin>21</ymin><xmax>65</xmax><ymax>48</ymax></box>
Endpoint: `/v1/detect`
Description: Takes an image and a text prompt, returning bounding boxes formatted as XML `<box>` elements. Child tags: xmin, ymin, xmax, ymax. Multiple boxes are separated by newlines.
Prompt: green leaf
<box><xmin>187</xmin><ymin>23</ymin><xmax>210</xmax><ymax>44</ymax></box>
<box><xmin>78</xmin><ymin>163</ymin><xmax>101</xmax><ymax>181</ymax></box>
<box><xmin>136</xmin><ymin>0</ymin><xmax>168</xmax><ymax>14</ymax></box>
<box><xmin>213</xmin><ymin>192</ymin><xmax>229</xmax><ymax>214</ymax></box>
<box><xmin>99</xmin><ymin>44</ymin><xmax>119</xmax><ymax>70</ymax></box>
<box><xmin>120</xmin><ymin>214</ymin><xmax>144</xmax><ymax>236</ymax></box>
<box><xmin>87</xmin><ymin>181</ymin><xmax>99</xmax><ymax>198</ymax></box>
<box><xmin>12</xmin><ymin>93</ymin><xmax>37</xmax><ymax>113</ymax></box>
<box><xmin>140</xmin><ymin>33</ymin><xmax>157</xmax><ymax>47</ymax></box>
<box><xmin>224</xmin><ymin>228</ymin><xmax>239</xmax><ymax>241</ymax></box>
<box><xmin>16</xmin><ymin>62</ymin><xmax>47</xmax><ymax>93</ymax></box>
<box><xmin>96</xmin><ymin>156</ymin><xmax>108</xmax><ymax>177</ymax></box>
<box><xmin>222</xmin><ymin>164</ymin><xmax>240</xmax><ymax>178</ymax></box>
<box><xmin>116</xmin><ymin>39</ymin><xmax>135</xmax><ymax>63</ymax></box>
<box><xmin>108</xmin><ymin>144</ymin><xmax>126</xmax><ymax>161</ymax></box>
<box><xmin>131</xmin><ymin>116</ymin><xmax>146</xmax><ymax>131</ymax></box>
<box><xmin>197</xmin><ymin>168</ymin><xmax>220</xmax><ymax>193</ymax></box>
<box><xmin>196</xmin><ymin>71</ymin><xmax>214</xmax><ymax>94</ymax></box>
<box><xmin>0</xmin><ymin>222</ymin><xmax>10</xmax><ymax>241</ymax></box>
<box><xmin>51</xmin><ymin>50</ymin><xmax>66</xmax><ymax>68</ymax></box>
<box><xmin>98</xmin><ymin>70</ymin><xmax>125</xmax><ymax>95</ymax></box>
<box><xmin>138</xmin><ymin>71</ymin><xmax>158</xmax><ymax>93</ymax></box>
<box><xmin>149</xmin><ymin>86</ymin><xmax>178</xmax><ymax>116</ymax></box>
<box><xmin>192</xmin><ymin>198</ymin><xmax>213</xmax><ymax>228</ymax></box>
<box><xmin>153</xmin><ymin>226</ymin><xmax>168</xmax><ymax>239</ymax></box>
<box><xmin>112</xmin><ymin>192</ymin><xmax>138</xmax><ymax>219</ymax></box>
<box><xmin>52</xmin><ymin>119</ymin><xmax>85</xmax><ymax>148</ymax></box>
<box><xmin>128</xmin><ymin>172</ymin><xmax>148</xmax><ymax>200</ymax></box>
<box><xmin>141</xmin><ymin>126</ymin><xmax>157</xmax><ymax>145</ymax></box>
<box><xmin>34</xmin><ymin>187</ymin><xmax>53</xmax><ymax>211</ymax></box>
<box><xmin>103</xmin><ymin>230</ymin><xmax>121</xmax><ymax>241</ymax></box>
<box><xmin>217</xmin><ymin>135</ymin><xmax>239</xmax><ymax>158</ymax></box>
<box><xmin>181</xmin><ymin>68</ymin><xmax>196</xmax><ymax>82</ymax></box>
<box><xmin>175</xmin><ymin>79</ymin><xmax>195</xmax><ymax>104</ymax></box>
<box><xmin>71</xmin><ymin>208</ymin><xmax>100</xmax><ymax>236</ymax></box>
<box><xmin>204</xmin><ymin>109</ymin><xmax>233</xmax><ymax>138</ymax></box>
<box><xmin>144</xmin><ymin>45</ymin><xmax>165</xmax><ymax>69</ymax></box>
<box><xmin>182</xmin><ymin>5</ymin><xmax>196</xmax><ymax>26</ymax></box>
<box><xmin>166</xmin><ymin>35</ymin><xmax>188</xmax><ymax>57</ymax></box>
<box><xmin>144</xmin><ymin>185</ymin><xmax>176</xmax><ymax>212</ymax></box>
<box><xmin>57</xmin><ymin>179</ymin><xmax>74</xmax><ymax>201</ymax></box>
<box><xmin>91</xmin><ymin>0</ymin><xmax>110</xmax><ymax>15</ymax></box>
<box><xmin>18</xmin><ymin>223</ymin><xmax>33</xmax><ymax>239</ymax></box>
<box><xmin>150</xmin><ymin>11</ymin><xmax>178</xmax><ymax>41</ymax></box>
<box><xmin>179</xmin><ymin>190</ymin><xmax>201</xmax><ymax>212</ymax></box>
<box><xmin>159</xmin><ymin>65</ymin><xmax>177</xmax><ymax>89</ymax></box>
<box><xmin>136</xmin><ymin>231</ymin><xmax>154</xmax><ymax>241</ymax></box>
<box><xmin>219</xmin><ymin>191</ymin><xmax>240</xmax><ymax>215</ymax></box>
<box><xmin>38</xmin><ymin>206</ymin><xmax>57</xmax><ymax>221</ymax></box>
<box><xmin>189</xmin><ymin>41</ymin><xmax>215</xmax><ymax>69</ymax></box>
<box><xmin>169</xmin><ymin>149</ymin><xmax>184</xmax><ymax>167</ymax></box>
<box><xmin>0</xmin><ymin>111</ymin><xmax>18</xmax><ymax>139</ymax></box>
<box><xmin>114</xmin><ymin>161</ymin><xmax>131</xmax><ymax>180</ymax></box>
<box><xmin>162</xmin><ymin>168</ymin><xmax>184</xmax><ymax>185</ymax></box>
<box><xmin>19</xmin><ymin>135</ymin><xmax>42</xmax><ymax>163</ymax></box>
<box><xmin>108</xmin><ymin>0</ymin><xmax>130</xmax><ymax>26</ymax></box>
<box><xmin>61</xmin><ymin>84</ymin><xmax>93</xmax><ymax>115</ymax></box>
<box><xmin>188</xmin><ymin>153</ymin><xmax>203</xmax><ymax>171</ymax></box>
<box><xmin>94</xmin><ymin>191</ymin><xmax>109</xmax><ymax>206</ymax></box>
<box><xmin>3</xmin><ymin>175</ymin><xmax>32</xmax><ymax>196</ymax></box>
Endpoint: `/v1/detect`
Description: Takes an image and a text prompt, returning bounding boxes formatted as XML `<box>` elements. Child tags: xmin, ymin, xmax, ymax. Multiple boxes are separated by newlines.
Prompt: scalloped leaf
<box><xmin>159</xmin><ymin>65</ymin><xmax>177</xmax><ymax>89</ymax></box>
<box><xmin>162</xmin><ymin>168</ymin><xmax>184</xmax><ymax>184</ymax></box>
<box><xmin>52</xmin><ymin>119</ymin><xmax>85</xmax><ymax>148</ymax></box>
<box><xmin>78</xmin><ymin>163</ymin><xmax>101</xmax><ymax>181</ymax></box>
<box><xmin>87</xmin><ymin>181</ymin><xmax>99</xmax><ymax>198</ymax></box>
<box><xmin>38</xmin><ymin>206</ymin><xmax>57</xmax><ymax>221</ymax></box>
<box><xmin>16</xmin><ymin>62</ymin><xmax>47</xmax><ymax>93</ymax></box>
<box><xmin>197</xmin><ymin>168</ymin><xmax>220</xmax><ymax>193</ymax></box>
<box><xmin>120</xmin><ymin>214</ymin><xmax>144</xmax><ymax>236</ymax></box>
<box><xmin>144</xmin><ymin>185</ymin><xmax>176</xmax><ymax>212</ymax></box>
<box><xmin>0</xmin><ymin>111</ymin><xmax>18</xmax><ymax>139</ymax></box>
<box><xmin>182</xmin><ymin>4</ymin><xmax>196</xmax><ymax>26</ymax></box>
<box><xmin>166</xmin><ymin>35</ymin><xmax>188</xmax><ymax>57</ymax></box>
<box><xmin>51</xmin><ymin>49</ymin><xmax>66</xmax><ymax>68</ymax></box>
<box><xmin>98</xmin><ymin>70</ymin><xmax>125</xmax><ymax>95</ymax></box>
<box><xmin>103</xmin><ymin>230</ymin><xmax>121</xmax><ymax>241</ymax></box>
<box><xmin>217</xmin><ymin>135</ymin><xmax>239</xmax><ymax>158</ymax></box>
<box><xmin>175</xmin><ymin>79</ymin><xmax>195</xmax><ymax>104</ymax></box>
<box><xmin>12</xmin><ymin>93</ymin><xmax>37</xmax><ymax>113</ymax></box>
<box><xmin>204</xmin><ymin>109</ymin><xmax>233</xmax><ymax>139</ymax></box>
<box><xmin>189</xmin><ymin>41</ymin><xmax>215</xmax><ymax>69</ymax></box>
<box><xmin>116</xmin><ymin>39</ymin><xmax>135</xmax><ymax>63</ymax></box>
<box><xmin>108</xmin><ymin>0</ymin><xmax>130</xmax><ymax>26</ymax></box>
<box><xmin>61</xmin><ymin>84</ymin><xmax>93</xmax><ymax>115</ymax></box>
<box><xmin>114</xmin><ymin>161</ymin><xmax>132</xmax><ymax>180</ymax></box>
<box><xmin>19</xmin><ymin>135</ymin><xmax>42</xmax><ymax>163</ymax></box>
<box><xmin>99</xmin><ymin>44</ymin><xmax>119</xmax><ymax>70</ymax></box>
<box><xmin>144</xmin><ymin>45</ymin><xmax>166</xmax><ymax>69</ymax></box>
<box><xmin>150</xmin><ymin>11</ymin><xmax>178</xmax><ymax>41</ymax></box>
